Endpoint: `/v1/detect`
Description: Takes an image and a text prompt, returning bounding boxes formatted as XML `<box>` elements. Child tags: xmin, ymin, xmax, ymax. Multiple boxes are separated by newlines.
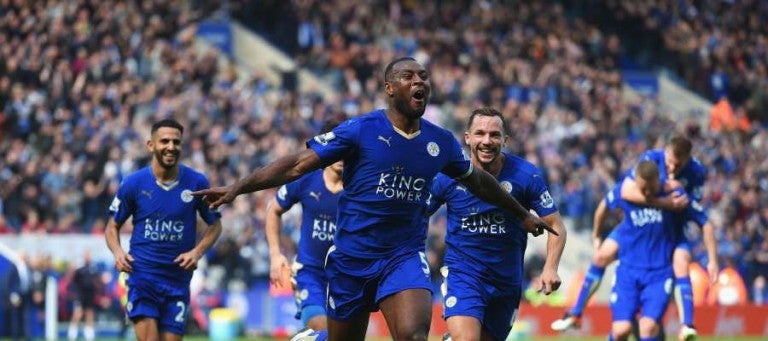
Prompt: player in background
<box><xmin>105</xmin><ymin>118</ymin><xmax>222</xmax><ymax>341</ymax></box>
<box><xmin>266</xmin><ymin>119</ymin><xmax>344</xmax><ymax>333</ymax></box>
<box><xmin>428</xmin><ymin>107</ymin><xmax>566</xmax><ymax>341</ymax></box>
<box><xmin>552</xmin><ymin>136</ymin><xmax>718</xmax><ymax>341</ymax></box>
<box><xmin>67</xmin><ymin>250</ymin><xmax>102</xmax><ymax>341</ymax></box>
<box><xmin>194</xmin><ymin>57</ymin><xmax>556</xmax><ymax>341</ymax></box>
<box><xmin>607</xmin><ymin>161</ymin><xmax>708</xmax><ymax>340</ymax></box>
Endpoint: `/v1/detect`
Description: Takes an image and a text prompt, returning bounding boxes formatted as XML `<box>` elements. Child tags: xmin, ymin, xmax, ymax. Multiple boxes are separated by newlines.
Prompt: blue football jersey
<box><xmin>275</xmin><ymin>169</ymin><xmax>340</xmax><ymax>268</ymax></box>
<box><xmin>638</xmin><ymin>149</ymin><xmax>707</xmax><ymax>201</ymax></box>
<box><xmin>428</xmin><ymin>153</ymin><xmax>557</xmax><ymax>287</ymax></box>
<box><xmin>614</xmin><ymin>194</ymin><xmax>678</xmax><ymax>270</ymax></box>
<box><xmin>109</xmin><ymin>165</ymin><xmax>221</xmax><ymax>284</ymax></box>
<box><xmin>306</xmin><ymin>109</ymin><xmax>472</xmax><ymax>258</ymax></box>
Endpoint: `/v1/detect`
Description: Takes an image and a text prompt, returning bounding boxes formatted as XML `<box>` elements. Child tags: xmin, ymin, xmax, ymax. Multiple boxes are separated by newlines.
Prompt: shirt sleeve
<box><xmin>109</xmin><ymin>179</ymin><xmax>135</xmax><ymax>225</ymax></box>
<box><xmin>527</xmin><ymin>169</ymin><xmax>558</xmax><ymax>217</ymax></box>
<box><xmin>306</xmin><ymin>118</ymin><xmax>358</xmax><ymax>168</ymax></box>
<box><xmin>426</xmin><ymin>175</ymin><xmax>449</xmax><ymax>215</ymax></box>
<box><xmin>440</xmin><ymin>135</ymin><xmax>472</xmax><ymax>179</ymax></box>
<box><xmin>196</xmin><ymin>176</ymin><xmax>222</xmax><ymax>225</ymax></box>
<box><xmin>604</xmin><ymin>185</ymin><xmax>622</xmax><ymax>211</ymax></box>
<box><xmin>275</xmin><ymin>179</ymin><xmax>302</xmax><ymax>210</ymax></box>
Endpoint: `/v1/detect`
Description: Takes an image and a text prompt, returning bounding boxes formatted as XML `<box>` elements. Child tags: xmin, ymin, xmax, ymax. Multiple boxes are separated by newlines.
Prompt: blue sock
<box><xmin>675</xmin><ymin>277</ymin><xmax>694</xmax><ymax>326</ymax></box>
<box><xmin>570</xmin><ymin>263</ymin><xmax>605</xmax><ymax>316</ymax></box>
<box><xmin>608</xmin><ymin>333</ymin><xmax>614</xmax><ymax>341</ymax></box>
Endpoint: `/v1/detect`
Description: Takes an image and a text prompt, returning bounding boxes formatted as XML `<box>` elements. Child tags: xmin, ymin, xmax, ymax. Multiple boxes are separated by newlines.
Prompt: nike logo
<box><xmin>378</xmin><ymin>135</ymin><xmax>392</xmax><ymax>147</ymax></box>
<box><xmin>309</xmin><ymin>191</ymin><xmax>321</xmax><ymax>201</ymax></box>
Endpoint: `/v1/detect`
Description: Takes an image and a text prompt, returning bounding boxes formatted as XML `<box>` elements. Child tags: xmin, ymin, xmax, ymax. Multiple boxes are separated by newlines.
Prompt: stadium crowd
<box><xmin>0</xmin><ymin>2</ymin><xmax>766</xmax><ymax>335</ymax></box>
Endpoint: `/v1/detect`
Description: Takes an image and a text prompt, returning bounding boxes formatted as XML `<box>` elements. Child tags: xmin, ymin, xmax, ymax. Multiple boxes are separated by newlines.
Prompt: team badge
<box><xmin>445</xmin><ymin>296</ymin><xmax>457</xmax><ymax>308</ymax></box>
<box><xmin>300</xmin><ymin>289</ymin><xmax>309</xmax><ymax>300</ymax></box>
<box><xmin>277</xmin><ymin>185</ymin><xmax>287</xmax><ymax>200</ymax></box>
<box><xmin>313</xmin><ymin>132</ymin><xmax>336</xmax><ymax>146</ymax></box>
<box><xmin>427</xmin><ymin>142</ymin><xmax>440</xmax><ymax>157</ymax></box>
<box><xmin>500</xmin><ymin>181</ymin><xmax>513</xmax><ymax>193</ymax></box>
<box><xmin>181</xmin><ymin>189</ymin><xmax>193</xmax><ymax>203</ymax></box>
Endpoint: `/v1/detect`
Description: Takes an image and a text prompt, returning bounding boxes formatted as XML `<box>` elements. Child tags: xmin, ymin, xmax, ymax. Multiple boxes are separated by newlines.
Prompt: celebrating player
<box><xmin>429</xmin><ymin>107</ymin><xmax>566</xmax><ymax>341</ymax></box>
<box><xmin>194</xmin><ymin>57</ymin><xmax>555</xmax><ymax>341</ymax></box>
<box><xmin>266</xmin><ymin>119</ymin><xmax>344</xmax><ymax>333</ymax></box>
<box><xmin>105</xmin><ymin>119</ymin><xmax>222</xmax><ymax>341</ymax></box>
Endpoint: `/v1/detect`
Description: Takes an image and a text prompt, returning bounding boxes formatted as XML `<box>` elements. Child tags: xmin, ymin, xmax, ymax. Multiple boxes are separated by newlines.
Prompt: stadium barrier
<box><xmin>364</xmin><ymin>303</ymin><xmax>768</xmax><ymax>338</ymax></box>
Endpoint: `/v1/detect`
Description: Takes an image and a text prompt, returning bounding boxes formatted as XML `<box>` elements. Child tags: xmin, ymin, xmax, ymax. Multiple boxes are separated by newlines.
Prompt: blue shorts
<box><xmin>441</xmin><ymin>267</ymin><xmax>520</xmax><ymax>341</ymax></box>
<box><xmin>675</xmin><ymin>233</ymin><xmax>692</xmax><ymax>254</ymax></box>
<box><xmin>325</xmin><ymin>247</ymin><xmax>432</xmax><ymax>321</ymax></box>
<box><xmin>292</xmin><ymin>262</ymin><xmax>327</xmax><ymax>320</ymax></box>
<box><xmin>610</xmin><ymin>264</ymin><xmax>673</xmax><ymax>323</ymax></box>
<box><xmin>126</xmin><ymin>275</ymin><xmax>190</xmax><ymax>335</ymax></box>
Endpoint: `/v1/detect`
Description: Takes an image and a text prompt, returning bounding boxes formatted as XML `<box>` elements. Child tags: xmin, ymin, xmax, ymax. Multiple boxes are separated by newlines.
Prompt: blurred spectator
<box><xmin>67</xmin><ymin>250</ymin><xmax>102</xmax><ymax>341</ymax></box>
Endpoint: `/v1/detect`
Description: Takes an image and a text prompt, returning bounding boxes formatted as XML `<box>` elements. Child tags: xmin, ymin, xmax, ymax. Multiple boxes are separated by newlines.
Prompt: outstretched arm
<box><xmin>265</xmin><ymin>198</ymin><xmax>291</xmax><ymax>287</ymax></box>
<box><xmin>537</xmin><ymin>212</ymin><xmax>567</xmax><ymax>294</ymax></box>
<box><xmin>175</xmin><ymin>219</ymin><xmax>222</xmax><ymax>271</ymax></box>
<box><xmin>194</xmin><ymin>149</ymin><xmax>324</xmax><ymax>209</ymax></box>
<box><xmin>458</xmin><ymin>168</ymin><xmax>557</xmax><ymax>236</ymax></box>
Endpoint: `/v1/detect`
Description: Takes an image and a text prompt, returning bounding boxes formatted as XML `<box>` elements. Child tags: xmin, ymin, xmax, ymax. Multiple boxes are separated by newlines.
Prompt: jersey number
<box><xmin>175</xmin><ymin>301</ymin><xmax>186</xmax><ymax>323</ymax></box>
<box><xmin>419</xmin><ymin>251</ymin><xmax>430</xmax><ymax>275</ymax></box>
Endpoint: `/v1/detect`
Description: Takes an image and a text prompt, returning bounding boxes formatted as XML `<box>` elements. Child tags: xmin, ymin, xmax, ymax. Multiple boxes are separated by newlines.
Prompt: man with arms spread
<box><xmin>105</xmin><ymin>119</ymin><xmax>222</xmax><ymax>340</ymax></box>
<box><xmin>428</xmin><ymin>107</ymin><xmax>566</xmax><ymax>341</ymax></box>
<box><xmin>194</xmin><ymin>57</ymin><xmax>555</xmax><ymax>341</ymax></box>
<box><xmin>266</xmin><ymin>119</ymin><xmax>344</xmax><ymax>334</ymax></box>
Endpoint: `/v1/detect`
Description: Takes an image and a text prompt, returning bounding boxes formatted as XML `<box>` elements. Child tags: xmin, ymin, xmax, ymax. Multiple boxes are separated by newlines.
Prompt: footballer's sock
<box><xmin>67</xmin><ymin>324</ymin><xmax>78</xmax><ymax>341</ymax></box>
<box><xmin>84</xmin><ymin>325</ymin><xmax>95</xmax><ymax>341</ymax></box>
<box><xmin>608</xmin><ymin>333</ymin><xmax>614</xmax><ymax>341</ymax></box>
<box><xmin>675</xmin><ymin>277</ymin><xmax>695</xmax><ymax>326</ymax></box>
<box><xmin>570</xmin><ymin>263</ymin><xmax>605</xmax><ymax>317</ymax></box>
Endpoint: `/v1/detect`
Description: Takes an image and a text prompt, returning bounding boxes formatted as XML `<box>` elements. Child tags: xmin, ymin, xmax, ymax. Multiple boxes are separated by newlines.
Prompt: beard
<box><xmin>393</xmin><ymin>96</ymin><xmax>426</xmax><ymax>120</ymax></box>
<box><xmin>154</xmin><ymin>150</ymin><xmax>178</xmax><ymax>169</ymax></box>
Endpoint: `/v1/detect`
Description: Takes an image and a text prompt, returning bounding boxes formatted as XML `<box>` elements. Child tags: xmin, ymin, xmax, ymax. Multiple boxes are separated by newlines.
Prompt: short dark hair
<box><xmin>384</xmin><ymin>57</ymin><xmax>417</xmax><ymax>82</ymax></box>
<box><xmin>668</xmin><ymin>135</ymin><xmax>692</xmax><ymax>159</ymax></box>
<box><xmin>151</xmin><ymin>118</ymin><xmax>184</xmax><ymax>135</ymax></box>
<box><xmin>467</xmin><ymin>107</ymin><xmax>508</xmax><ymax>135</ymax></box>
<box><xmin>636</xmin><ymin>160</ymin><xmax>660</xmax><ymax>181</ymax></box>
<box><xmin>320</xmin><ymin>115</ymin><xmax>346</xmax><ymax>134</ymax></box>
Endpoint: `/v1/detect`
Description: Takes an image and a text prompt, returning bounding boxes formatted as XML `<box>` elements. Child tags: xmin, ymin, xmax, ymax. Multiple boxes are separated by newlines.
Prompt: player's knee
<box><xmin>638</xmin><ymin>318</ymin><xmax>660</xmax><ymax>338</ymax></box>
<box><xmin>672</xmin><ymin>250</ymin><xmax>692</xmax><ymax>275</ymax></box>
<box><xmin>611</xmin><ymin>322</ymin><xmax>632</xmax><ymax>340</ymax></box>
<box><xmin>445</xmin><ymin>330</ymin><xmax>479</xmax><ymax>341</ymax></box>
<box><xmin>391</xmin><ymin>323</ymin><xmax>429</xmax><ymax>341</ymax></box>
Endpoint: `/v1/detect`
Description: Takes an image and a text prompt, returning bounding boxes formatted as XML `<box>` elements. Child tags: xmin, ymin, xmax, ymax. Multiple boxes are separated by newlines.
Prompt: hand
<box><xmin>113</xmin><ymin>250</ymin><xmax>134</xmax><ymax>273</ymax></box>
<box><xmin>174</xmin><ymin>250</ymin><xmax>201</xmax><ymax>271</ymax></box>
<box><xmin>192</xmin><ymin>186</ymin><xmax>237</xmax><ymax>210</ymax></box>
<box><xmin>707</xmin><ymin>260</ymin><xmax>720</xmax><ymax>284</ymax></box>
<box><xmin>536</xmin><ymin>267</ymin><xmax>562</xmax><ymax>295</ymax></box>
<box><xmin>669</xmin><ymin>191</ymin><xmax>689</xmax><ymax>211</ymax></box>
<box><xmin>269</xmin><ymin>253</ymin><xmax>291</xmax><ymax>288</ymax></box>
<box><xmin>522</xmin><ymin>214</ymin><xmax>559</xmax><ymax>237</ymax></box>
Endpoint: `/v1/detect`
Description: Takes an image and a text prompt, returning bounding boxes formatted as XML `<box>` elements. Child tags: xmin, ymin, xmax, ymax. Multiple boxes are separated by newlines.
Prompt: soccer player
<box><xmin>105</xmin><ymin>119</ymin><xmax>222</xmax><ymax>341</ymax></box>
<box><xmin>428</xmin><ymin>107</ymin><xmax>566</xmax><ymax>341</ymax></box>
<box><xmin>193</xmin><ymin>57</ymin><xmax>556</xmax><ymax>341</ymax></box>
<box><xmin>606</xmin><ymin>161</ymin><xmax>708</xmax><ymax>340</ymax></box>
<box><xmin>551</xmin><ymin>136</ymin><xmax>717</xmax><ymax>341</ymax></box>
<box><xmin>265</xmin><ymin>119</ymin><xmax>344</xmax><ymax>333</ymax></box>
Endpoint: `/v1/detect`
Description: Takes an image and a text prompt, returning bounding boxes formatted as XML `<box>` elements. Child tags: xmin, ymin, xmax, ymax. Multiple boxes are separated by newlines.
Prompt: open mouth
<box><xmin>413</xmin><ymin>89</ymin><xmax>426</xmax><ymax>101</ymax></box>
